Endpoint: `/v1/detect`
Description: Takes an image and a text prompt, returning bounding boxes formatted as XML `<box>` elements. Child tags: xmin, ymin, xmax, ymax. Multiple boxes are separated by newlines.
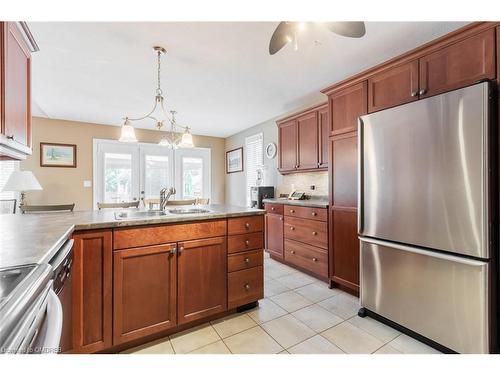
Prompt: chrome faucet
<box><xmin>159</xmin><ymin>187</ymin><xmax>176</xmax><ymax>210</ymax></box>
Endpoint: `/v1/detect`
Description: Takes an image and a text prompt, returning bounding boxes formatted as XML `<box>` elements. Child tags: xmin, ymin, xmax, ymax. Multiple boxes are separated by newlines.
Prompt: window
<box><xmin>245</xmin><ymin>133</ymin><xmax>264</xmax><ymax>206</ymax></box>
<box><xmin>93</xmin><ymin>139</ymin><xmax>211</xmax><ymax>208</ymax></box>
<box><xmin>0</xmin><ymin>161</ymin><xmax>20</xmax><ymax>200</ymax></box>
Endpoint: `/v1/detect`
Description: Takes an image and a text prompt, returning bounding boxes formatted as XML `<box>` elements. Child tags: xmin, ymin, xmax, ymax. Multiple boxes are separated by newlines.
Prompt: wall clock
<box><xmin>265</xmin><ymin>142</ymin><xmax>277</xmax><ymax>159</ymax></box>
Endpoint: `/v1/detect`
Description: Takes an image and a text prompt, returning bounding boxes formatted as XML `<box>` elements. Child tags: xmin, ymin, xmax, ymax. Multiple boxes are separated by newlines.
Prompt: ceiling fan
<box><xmin>269</xmin><ymin>22</ymin><xmax>366</xmax><ymax>55</ymax></box>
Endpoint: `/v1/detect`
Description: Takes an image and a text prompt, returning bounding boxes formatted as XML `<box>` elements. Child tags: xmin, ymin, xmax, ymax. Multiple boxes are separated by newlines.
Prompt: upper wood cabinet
<box><xmin>419</xmin><ymin>29</ymin><xmax>495</xmax><ymax>98</ymax></box>
<box><xmin>368</xmin><ymin>60</ymin><xmax>419</xmax><ymax>113</ymax></box>
<box><xmin>113</xmin><ymin>243</ymin><xmax>177</xmax><ymax>345</ymax></box>
<box><xmin>317</xmin><ymin>105</ymin><xmax>329</xmax><ymax>168</ymax></box>
<box><xmin>71</xmin><ymin>230</ymin><xmax>113</xmax><ymax>353</ymax></box>
<box><xmin>0</xmin><ymin>22</ymin><xmax>35</xmax><ymax>159</ymax></box>
<box><xmin>277</xmin><ymin>103</ymin><xmax>328</xmax><ymax>174</ymax></box>
<box><xmin>177</xmin><ymin>236</ymin><xmax>227</xmax><ymax>325</ymax></box>
<box><xmin>278</xmin><ymin>119</ymin><xmax>297</xmax><ymax>172</ymax></box>
<box><xmin>297</xmin><ymin>111</ymin><xmax>318</xmax><ymax>170</ymax></box>
<box><xmin>329</xmin><ymin>82</ymin><xmax>367</xmax><ymax>136</ymax></box>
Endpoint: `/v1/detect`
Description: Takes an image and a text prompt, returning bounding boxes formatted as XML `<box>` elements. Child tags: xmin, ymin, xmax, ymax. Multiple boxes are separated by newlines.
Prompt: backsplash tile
<box><xmin>277</xmin><ymin>171</ymin><xmax>328</xmax><ymax>197</ymax></box>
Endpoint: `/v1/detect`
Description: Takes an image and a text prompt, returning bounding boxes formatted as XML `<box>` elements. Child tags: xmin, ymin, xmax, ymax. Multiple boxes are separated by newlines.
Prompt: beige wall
<box><xmin>21</xmin><ymin>117</ymin><xmax>225</xmax><ymax>210</ymax></box>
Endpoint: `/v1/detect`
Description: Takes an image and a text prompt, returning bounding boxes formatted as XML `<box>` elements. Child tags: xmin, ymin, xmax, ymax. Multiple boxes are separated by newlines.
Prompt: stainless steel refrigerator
<box><xmin>358</xmin><ymin>81</ymin><xmax>496</xmax><ymax>354</ymax></box>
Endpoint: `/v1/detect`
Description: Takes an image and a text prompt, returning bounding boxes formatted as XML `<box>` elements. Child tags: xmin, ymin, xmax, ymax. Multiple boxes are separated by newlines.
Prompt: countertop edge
<box><xmin>262</xmin><ymin>198</ymin><xmax>329</xmax><ymax>208</ymax></box>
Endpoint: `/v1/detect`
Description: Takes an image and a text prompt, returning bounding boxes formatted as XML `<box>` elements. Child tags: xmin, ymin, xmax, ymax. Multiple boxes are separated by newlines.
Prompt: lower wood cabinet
<box><xmin>177</xmin><ymin>236</ymin><xmax>227</xmax><ymax>325</ymax></box>
<box><xmin>113</xmin><ymin>243</ymin><xmax>177</xmax><ymax>345</ymax></box>
<box><xmin>265</xmin><ymin>212</ymin><xmax>284</xmax><ymax>259</ymax></box>
<box><xmin>228</xmin><ymin>266</ymin><xmax>264</xmax><ymax>309</ymax></box>
<box><xmin>71</xmin><ymin>230</ymin><xmax>112</xmax><ymax>353</ymax></box>
<box><xmin>284</xmin><ymin>239</ymin><xmax>328</xmax><ymax>278</ymax></box>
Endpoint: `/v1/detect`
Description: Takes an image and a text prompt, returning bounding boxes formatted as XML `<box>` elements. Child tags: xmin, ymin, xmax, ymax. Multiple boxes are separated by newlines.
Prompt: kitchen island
<box><xmin>0</xmin><ymin>205</ymin><xmax>265</xmax><ymax>353</ymax></box>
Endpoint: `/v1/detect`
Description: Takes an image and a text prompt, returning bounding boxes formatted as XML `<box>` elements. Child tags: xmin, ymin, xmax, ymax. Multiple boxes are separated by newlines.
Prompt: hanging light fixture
<box><xmin>119</xmin><ymin>46</ymin><xmax>194</xmax><ymax>148</ymax></box>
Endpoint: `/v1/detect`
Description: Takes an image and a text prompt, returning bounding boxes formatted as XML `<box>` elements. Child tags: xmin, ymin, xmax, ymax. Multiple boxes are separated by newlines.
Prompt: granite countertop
<box><xmin>262</xmin><ymin>197</ymin><xmax>329</xmax><ymax>208</ymax></box>
<box><xmin>0</xmin><ymin>204</ymin><xmax>264</xmax><ymax>269</ymax></box>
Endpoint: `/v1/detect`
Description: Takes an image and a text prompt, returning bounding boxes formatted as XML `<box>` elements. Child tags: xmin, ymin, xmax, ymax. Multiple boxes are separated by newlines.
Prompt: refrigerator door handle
<box><xmin>359</xmin><ymin>236</ymin><xmax>489</xmax><ymax>265</ymax></box>
<box><xmin>357</xmin><ymin>117</ymin><xmax>364</xmax><ymax>235</ymax></box>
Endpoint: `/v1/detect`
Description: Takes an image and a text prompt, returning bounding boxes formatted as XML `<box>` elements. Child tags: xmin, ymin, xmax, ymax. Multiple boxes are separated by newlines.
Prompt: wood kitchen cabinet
<box><xmin>419</xmin><ymin>29</ymin><xmax>495</xmax><ymax>98</ymax></box>
<box><xmin>297</xmin><ymin>111</ymin><xmax>318</xmax><ymax>170</ymax></box>
<box><xmin>329</xmin><ymin>82</ymin><xmax>367</xmax><ymax>136</ymax></box>
<box><xmin>278</xmin><ymin>119</ymin><xmax>297</xmax><ymax>172</ymax></box>
<box><xmin>265</xmin><ymin>205</ymin><xmax>284</xmax><ymax>259</ymax></box>
<box><xmin>318</xmin><ymin>105</ymin><xmax>329</xmax><ymax>168</ymax></box>
<box><xmin>71</xmin><ymin>230</ymin><xmax>113</xmax><ymax>353</ymax></box>
<box><xmin>329</xmin><ymin>133</ymin><xmax>359</xmax><ymax>293</ymax></box>
<box><xmin>177</xmin><ymin>236</ymin><xmax>227</xmax><ymax>325</ymax></box>
<box><xmin>277</xmin><ymin>103</ymin><xmax>328</xmax><ymax>174</ymax></box>
<box><xmin>0</xmin><ymin>22</ymin><xmax>34</xmax><ymax>159</ymax></box>
<box><xmin>113</xmin><ymin>243</ymin><xmax>177</xmax><ymax>345</ymax></box>
<box><xmin>368</xmin><ymin>60</ymin><xmax>419</xmax><ymax>112</ymax></box>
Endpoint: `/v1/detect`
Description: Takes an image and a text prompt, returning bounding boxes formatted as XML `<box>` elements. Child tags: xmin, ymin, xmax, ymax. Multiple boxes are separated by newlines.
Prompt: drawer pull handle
<box><xmin>279</xmin><ymin>216</ymin><xmax>283</xmax><ymax>221</ymax></box>
<box><xmin>418</xmin><ymin>89</ymin><xmax>427</xmax><ymax>95</ymax></box>
<box><xmin>245</xmin><ymin>240</ymin><xmax>250</xmax><ymax>246</ymax></box>
<box><xmin>290</xmin><ymin>226</ymin><xmax>295</xmax><ymax>230</ymax></box>
<box><xmin>169</xmin><ymin>248</ymin><xmax>177</xmax><ymax>255</ymax></box>
<box><xmin>411</xmin><ymin>90</ymin><xmax>418</xmax><ymax>97</ymax></box>
<box><xmin>312</xmin><ymin>212</ymin><xmax>317</xmax><ymax>216</ymax></box>
<box><xmin>290</xmin><ymin>209</ymin><xmax>295</xmax><ymax>213</ymax></box>
<box><xmin>6</xmin><ymin>135</ymin><xmax>14</xmax><ymax>140</ymax></box>
<box><xmin>312</xmin><ymin>257</ymin><xmax>318</xmax><ymax>262</ymax></box>
<box><xmin>244</xmin><ymin>258</ymin><xmax>250</xmax><ymax>263</ymax></box>
<box><xmin>271</xmin><ymin>207</ymin><xmax>275</xmax><ymax>211</ymax></box>
<box><xmin>312</xmin><ymin>231</ymin><xmax>317</xmax><ymax>236</ymax></box>
<box><xmin>244</xmin><ymin>284</ymin><xmax>251</xmax><ymax>290</ymax></box>
<box><xmin>290</xmin><ymin>250</ymin><xmax>295</xmax><ymax>254</ymax></box>
<box><xmin>245</xmin><ymin>223</ymin><xmax>250</xmax><ymax>229</ymax></box>
<box><xmin>178</xmin><ymin>246</ymin><xmax>184</xmax><ymax>253</ymax></box>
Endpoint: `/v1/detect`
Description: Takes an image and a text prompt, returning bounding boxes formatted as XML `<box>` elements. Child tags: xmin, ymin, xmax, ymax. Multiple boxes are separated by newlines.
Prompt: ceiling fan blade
<box><xmin>326</xmin><ymin>22</ymin><xmax>366</xmax><ymax>38</ymax></box>
<box><xmin>269</xmin><ymin>22</ymin><xmax>295</xmax><ymax>55</ymax></box>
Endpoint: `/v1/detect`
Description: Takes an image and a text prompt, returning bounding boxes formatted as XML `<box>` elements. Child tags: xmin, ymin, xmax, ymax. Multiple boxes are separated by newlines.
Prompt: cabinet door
<box><xmin>368</xmin><ymin>60</ymin><xmax>419</xmax><ymax>112</ymax></box>
<box><xmin>265</xmin><ymin>213</ymin><xmax>283</xmax><ymax>259</ymax></box>
<box><xmin>419</xmin><ymin>29</ymin><xmax>495</xmax><ymax>98</ymax></box>
<box><xmin>278</xmin><ymin>119</ymin><xmax>297</xmax><ymax>172</ymax></box>
<box><xmin>317</xmin><ymin>105</ymin><xmax>329</xmax><ymax>168</ymax></box>
<box><xmin>329</xmin><ymin>81</ymin><xmax>367</xmax><ymax>136</ymax></box>
<box><xmin>2</xmin><ymin>22</ymin><xmax>31</xmax><ymax>148</ymax></box>
<box><xmin>177</xmin><ymin>236</ymin><xmax>227</xmax><ymax>324</ymax></box>
<box><xmin>72</xmin><ymin>230</ymin><xmax>112</xmax><ymax>353</ymax></box>
<box><xmin>113</xmin><ymin>243</ymin><xmax>177</xmax><ymax>345</ymax></box>
<box><xmin>297</xmin><ymin>111</ymin><xmax>318</xmax><ymax>170</ymax></box>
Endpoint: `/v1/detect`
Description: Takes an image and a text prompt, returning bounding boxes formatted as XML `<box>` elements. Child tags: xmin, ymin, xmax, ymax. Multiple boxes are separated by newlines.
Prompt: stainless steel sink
<box><xmin>114</xmin><ymin>210</ymin><xmax>168</xmax><ymax>220</ymax></box>
<box><xmin>168</xmin><ymin>208</ymin><xmax>212</xmax><ymax>215</ymax></box>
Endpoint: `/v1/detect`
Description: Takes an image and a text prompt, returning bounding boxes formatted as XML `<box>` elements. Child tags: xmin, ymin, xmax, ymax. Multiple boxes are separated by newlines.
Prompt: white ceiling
<box><xmin>29</xmin><ymin>22</ymin><xmax>468</xmax><ymax>138</ymax></box>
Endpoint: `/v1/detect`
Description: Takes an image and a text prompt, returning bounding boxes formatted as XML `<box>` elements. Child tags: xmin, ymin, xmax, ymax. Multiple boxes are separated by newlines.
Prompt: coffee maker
<box><xmin>250</xmin><ymin>186</ymin><xmax>274</xmax><ymax>209</ymax></box>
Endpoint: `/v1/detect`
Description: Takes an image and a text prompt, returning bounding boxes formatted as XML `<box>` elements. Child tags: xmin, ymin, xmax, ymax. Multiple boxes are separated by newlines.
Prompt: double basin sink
<box><xmin>114</xmin><ymin>208</ymin><xmax>212</xmax><ymax>220</ymax></box>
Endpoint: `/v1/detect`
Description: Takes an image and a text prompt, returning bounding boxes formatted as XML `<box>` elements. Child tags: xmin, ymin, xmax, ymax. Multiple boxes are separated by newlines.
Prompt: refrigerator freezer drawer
<box><xmin>360</xmin><ymin>237</ymin><xmax>489</xmax><ymax>353</ymax></box>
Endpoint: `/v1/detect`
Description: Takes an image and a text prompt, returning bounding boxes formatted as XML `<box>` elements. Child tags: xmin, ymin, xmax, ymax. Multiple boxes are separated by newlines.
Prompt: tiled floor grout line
<box><xmin>208</xmin><ymin>320</ymin><xmax>234</xmax><ymax>354</ymax></box>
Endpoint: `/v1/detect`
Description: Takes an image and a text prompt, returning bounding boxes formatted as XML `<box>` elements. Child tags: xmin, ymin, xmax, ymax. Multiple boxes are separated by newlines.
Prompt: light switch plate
<box><xmin>83</xmin><ymin>180</ymin><xmax>92</xmax><ymax>188</ymax></box>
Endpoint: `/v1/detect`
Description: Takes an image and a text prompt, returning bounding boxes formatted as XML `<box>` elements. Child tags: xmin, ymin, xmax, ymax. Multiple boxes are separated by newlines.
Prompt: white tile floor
<box><xmin>122</xmin><ymin>253</ymin><xmax>441</xmax><ymax>354</ymax></box>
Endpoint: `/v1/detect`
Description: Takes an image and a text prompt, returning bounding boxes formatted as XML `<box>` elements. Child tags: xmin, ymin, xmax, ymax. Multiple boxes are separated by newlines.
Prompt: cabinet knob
<box><xmin>279</xmin><ymin>216</ymin><xmax>283</xmax><ymax>221</ymax></box>
<box><xmin>290</xmin><ymin>250</ymin><xmax>295</xmax><ymax>254</ymax></box>
<box><xmin>245</xmin><ymin>223</ymin><xmax>250</xmax><ymax>229</ymax></box>
<box><xmin>312</xmin><ymin>257</ymin><xmax>318</xmax><ymax>262</ymax></box>
<box><xmin>311</xmin><ymin>212</ymin><xmax>317</xmax><ymax>216</ymax></box>
<box><xmin>290</xmin><ymin>226</ymin><xmax>295</xmax><ymax>230</ymax></box>
<box><xmin>170</xmin><ymin>248</ymin><xmax>177</xmax><ymax>255</ymax></box>
<box><xmin>418</xmin><ymin>89</ymin><xmax>427</xmax><ymax>95</ymax></box>
<box><xmin>290</xmin><ymin>209</ymin><xmax>295</xmax><ymax>213</ymax></box>
<box><xmin>411</xmin><ymin>90</ymin><xmax>418</xmax><ymax>97</ymax></box>
<box><xmin>178</xmin><ymin>246</ymin><xmax>184</xmax><ymax>253</ymax></box>
<box><xmin>312</xmin><ymin>231</ymin><xmax>317</xmax><ymax>236</ymax></box>
<box><xmin>244</xmin><ymin>284</ymin><xmax>251</xmax><ymax>290</ymax></box>
<box><xmin>245</xmin><ymin>240</ymin><xmax>250</xmax><ymax>246</ymax></box>
<box><xmin>271</xmin><ymin>207</ymin><xmax>275</xmax><ymax>211</ymax></box>
<box><xmin>244</xmin><ymin>258</ymin><xmax>250</xmax><ymax>263</ymax></box>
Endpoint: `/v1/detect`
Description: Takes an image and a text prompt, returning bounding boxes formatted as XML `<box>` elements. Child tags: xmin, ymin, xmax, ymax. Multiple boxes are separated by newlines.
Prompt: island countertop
<box><xmin>0</xmin><ymin>204</ymin><xmax>264</xmax><ymax>269</ymax></box>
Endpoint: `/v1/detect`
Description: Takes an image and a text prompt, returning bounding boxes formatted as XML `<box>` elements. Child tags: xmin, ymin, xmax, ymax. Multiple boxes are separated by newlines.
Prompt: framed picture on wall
<box><xmin>40</xmin><ymin>142</ymin><xmax>77</xmax><ymax>168</ymax></box>
<box><xmin>226</xmin><ymin>147</ymin><xmax>243</xmax><ymax>173</ymax></box>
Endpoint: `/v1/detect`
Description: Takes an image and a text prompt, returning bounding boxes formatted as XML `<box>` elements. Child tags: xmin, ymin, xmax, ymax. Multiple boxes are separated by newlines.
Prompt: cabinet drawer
<box><xmin>228</xmin><ymin>266</ymin><xmax>264</xmax><ymax>309</ymax></box>
<box><xmin>284</xmin><ymin>239</ymin><xmax>328</xmax><ymax>278</ymax></box>
<box><xmin>113</xmin><ymin>220</ymin><xmax>226</xmax><ymax>249</ymax></box>
<box><xmin>228</xmin><ymin>249</ymin><xmax>263</xmax><ymax>272</ymax></box>
<box><xmin>284</xmin><ymin>205</ymin><xmax>327</xmax><ymax>222</ymax></box>
<box><xmin>227</xmin><ymin>232</ymin><xmax>263</xmax><ymax>254</ymax></box>
<box><xmin>227</xmin><ymin>215</ymin><xmax>264</xmax><ymax>235</ymax></box>
<box><xmin>284</xmin><ymin>216</ymin><xmax>328</xmax><ymax>249</ymax></box>
<box><xmin>265</xmin><ymin>203</ymin><xmax>284</xmax><ymax>215</ymax></box>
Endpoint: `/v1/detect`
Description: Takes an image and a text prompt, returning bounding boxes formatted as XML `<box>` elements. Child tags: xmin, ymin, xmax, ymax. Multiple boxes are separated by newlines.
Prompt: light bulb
<box><xmin>179</xmin><ymin>128</ymin><xmax>194</xmax><ymax>148</ymax></box>
<box><xmin>118</xmin><ymin>119</ymin><xmax>138</xmax><ymax>143</ymax></box>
